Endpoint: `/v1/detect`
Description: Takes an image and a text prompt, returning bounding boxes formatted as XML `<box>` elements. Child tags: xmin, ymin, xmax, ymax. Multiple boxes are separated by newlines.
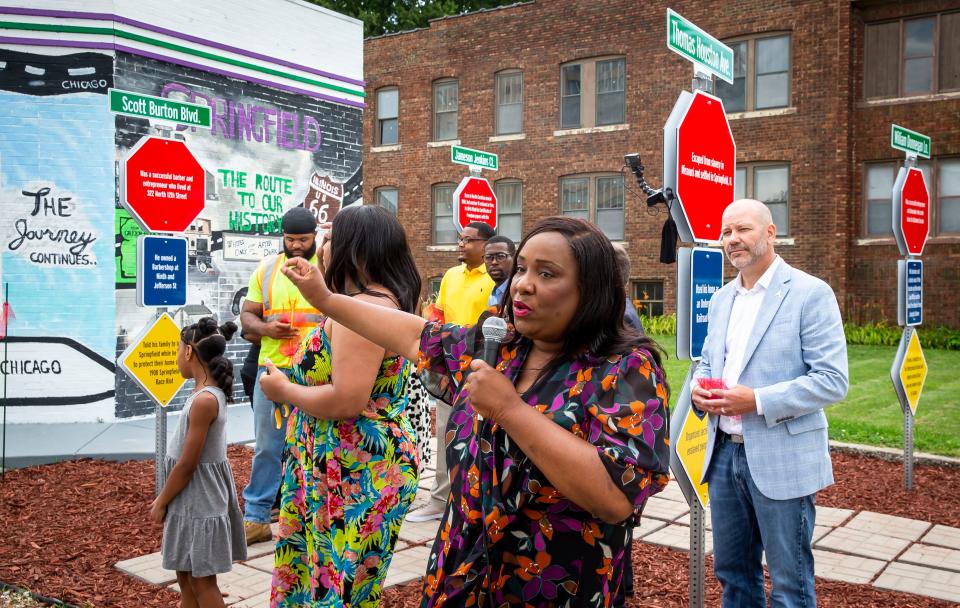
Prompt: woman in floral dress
<box><xmin>260</xmin><ymin>205</ymin><xmax>423</xmax><ymax>607</ymax></box>
<box><xmin>282</xmin><ymin>216</ymin><xmax>671</xmax><ymax>607</ymax></box>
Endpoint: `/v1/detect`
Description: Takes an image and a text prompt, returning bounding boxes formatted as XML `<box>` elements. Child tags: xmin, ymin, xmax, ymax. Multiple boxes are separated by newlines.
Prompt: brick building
<box><xmin>362</xmin><ymin>0</ymin><xmax>960</xmax><ymax>327</ymax></box>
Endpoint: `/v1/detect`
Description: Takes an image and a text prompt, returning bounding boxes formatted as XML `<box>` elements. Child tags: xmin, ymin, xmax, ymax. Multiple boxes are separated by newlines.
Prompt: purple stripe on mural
<box><xmin>0</xmin><ymin>6</ymin><xmax>366</xmax><ymax>88</ymax></box>
<box><xmin>0</xmin><ymin>35</ymin><xmax>114</xmax><ymax>50</ymax></box>
<box><xmin>0</xmin><ymin>35</ymin><xmax>366</xmax><ymax>108</ymax></box>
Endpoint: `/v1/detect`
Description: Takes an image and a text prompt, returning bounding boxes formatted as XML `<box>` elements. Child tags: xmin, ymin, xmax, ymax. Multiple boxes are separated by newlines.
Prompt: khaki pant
<box><xmin>429</xmin><ymin>400</ymin><xmax>452</xmax><ymax>508</ymax></box>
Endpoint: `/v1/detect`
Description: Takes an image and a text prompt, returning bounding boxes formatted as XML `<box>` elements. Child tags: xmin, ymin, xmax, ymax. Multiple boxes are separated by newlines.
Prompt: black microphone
<box><xmin>481</xmin><ymin>316</ymin><xmax>508</xmax><ymax>367</ymax></box>
<box><xmin>477</xmin><ymin>317</ymin><xmax>508</xmax><ymax>423</ymax></box>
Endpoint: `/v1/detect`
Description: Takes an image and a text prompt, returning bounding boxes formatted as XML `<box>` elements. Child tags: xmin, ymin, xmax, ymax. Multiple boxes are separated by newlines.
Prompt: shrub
<box><xmin>643</xmin><ymin>314</ymin><xmax>676</xmax><ymax>336</ymax></box>
<box><xmin>644</xmin><ymin>315</ymin><xmax>960</xmax><ymax>350</ymax></box>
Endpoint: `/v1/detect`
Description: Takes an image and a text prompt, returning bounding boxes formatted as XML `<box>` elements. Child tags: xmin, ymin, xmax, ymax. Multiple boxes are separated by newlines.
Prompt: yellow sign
<box><xmin>675</xmin><ymin>408</ymin><xmax>710</xmax><ymax>509</ymax></box>
<box><xmin>119</xmin><ymin>313</ymin><xmax>185</xmax><ymax>407</ymax></box>
<box><xmin>898</xmin><ymin>330</ymin><xmax>927</xmax><ymax>414</ymax></box>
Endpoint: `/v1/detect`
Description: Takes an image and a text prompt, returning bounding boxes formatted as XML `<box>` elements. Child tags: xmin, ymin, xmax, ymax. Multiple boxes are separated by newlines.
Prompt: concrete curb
<box><xmin>830</xmin><ymin>440</ymin><xmax>960</xmax><ymax>468</ymax></box>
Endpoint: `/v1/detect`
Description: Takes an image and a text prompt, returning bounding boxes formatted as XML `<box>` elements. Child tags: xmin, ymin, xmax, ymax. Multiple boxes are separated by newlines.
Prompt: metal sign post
<box><xmin>890</xmin><ymin>127</ymin><xmax>930</xmax><ymax>491</ymax></box>
<box><xmin>122</xmin><ymin>131</ymin><xmax>204</xmax><ymax>496</ymax></box>
<box><xmin>891</xmin><ymin>326</ymin><xmax>927</xmax><ymax>491</ymax></box>
<box><xmin>669</xmin><ymin>368</ymin><xmax>709</xmax><ymax>608</ymax></box>
<box><xmin>155</xmin><ymin>309</ymin><xmax>167</xmax><ymax>495</ymax></box>
<box><xmin>664</xmin><ymin>48</ymin><xmax>736</xmax><ymax>608</ymax></box>
<box><xmin>662</xmin><ymin>8</ymin><xmax>735</xmax><ymax>604</ymax></box>
<box><xmin>118</xmin><ymin>311</ymin><xmax>185</xmax><ymax>495</ymax></box>
<box><xmin>903</xmin><ymin>394</ymin><xmax>914</xmax><ymax>490</ymax></box>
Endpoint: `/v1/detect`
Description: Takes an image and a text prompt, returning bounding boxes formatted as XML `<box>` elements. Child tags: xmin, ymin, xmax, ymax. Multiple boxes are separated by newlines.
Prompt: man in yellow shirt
<box><xmin>408</xmin><ymin>221</ymin><xmax>495</xmax><ymax>522</ymax></box>
<box><xmin>239</xmin><ymin>207</ymin><xmax>322</xmax><ymax>543</ymax></box>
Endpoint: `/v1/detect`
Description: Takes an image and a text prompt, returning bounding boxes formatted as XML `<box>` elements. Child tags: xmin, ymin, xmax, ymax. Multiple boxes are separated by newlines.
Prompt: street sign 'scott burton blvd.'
<box><xmin>109</xmin><ymin>88</ymin><xmax>211</xmax><ymax>129</ymax></box>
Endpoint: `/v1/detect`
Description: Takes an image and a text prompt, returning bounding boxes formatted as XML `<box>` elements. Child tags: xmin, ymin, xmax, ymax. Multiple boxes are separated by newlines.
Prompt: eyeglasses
<box><xmin>457</xmin><ymin>236</ymin><xmax>487</xmax><ymax>244</ymax></box>
<box><xmin>483</xmin><ymin>252</ymin><xmax>510</xmax><ymax>262</ymax></box>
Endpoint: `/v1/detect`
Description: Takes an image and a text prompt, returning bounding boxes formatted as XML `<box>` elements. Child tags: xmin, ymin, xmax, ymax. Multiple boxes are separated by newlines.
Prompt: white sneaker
<box><xmin>406</xmin><ymin>502</ymin><xmax>445</xmax><ymax>522</ymax></box>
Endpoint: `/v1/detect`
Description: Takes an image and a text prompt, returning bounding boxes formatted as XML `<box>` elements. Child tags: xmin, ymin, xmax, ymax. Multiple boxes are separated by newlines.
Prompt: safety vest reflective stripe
<box><xmin>263</xmin><ymin>313</ymin><xmax>323</xmax><ymax>324</ymax></box>
<box><xmin>260</xmin><ymin>254</ymin><xmax>283</xmax><ymax>314</ymax></box>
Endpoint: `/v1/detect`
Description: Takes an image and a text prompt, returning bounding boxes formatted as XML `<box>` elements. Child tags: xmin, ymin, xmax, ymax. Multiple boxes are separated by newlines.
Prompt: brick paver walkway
<box><xmin>117</xmin><ymin>439</ymin><xmax>960</xmax><ymax>606</ymax></box>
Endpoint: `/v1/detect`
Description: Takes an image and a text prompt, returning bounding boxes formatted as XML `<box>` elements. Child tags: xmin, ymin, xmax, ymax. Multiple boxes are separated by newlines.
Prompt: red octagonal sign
<box><xmin>893</xmin><ymin>167</ymin><xmax>929</xmax><ymax>256</ymax></box>
<box><xmin>453</xmin><ymin>175</ymin><xmax>498</xmax><ymax>232</ymax></box>
<box><xmin>124</xmin><ymin>136</ymin><xmax>206</xmax><ymax>232</ymax></box>
<box><xmin>664</xmin><ymin>90</ymin><xmax>736</xmax><ymax>243</ymax></box>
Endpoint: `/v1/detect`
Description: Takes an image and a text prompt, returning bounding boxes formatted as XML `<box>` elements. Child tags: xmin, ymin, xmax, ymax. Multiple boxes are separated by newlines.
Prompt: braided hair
<box><xmin>180</xmin><ymin>317</ymin><xmax>238</xmax><ymax>403</ymax></box>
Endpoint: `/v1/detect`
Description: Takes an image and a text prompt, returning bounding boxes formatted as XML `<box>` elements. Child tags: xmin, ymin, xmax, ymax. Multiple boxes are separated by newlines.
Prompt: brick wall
<box><xmin>363</xmin><ymin>0</ymin><xmax>960</xmax><ymax>327</ymax></box>
<box><xmin>848</xmin><ymin>1</ymin><xmax>960</xmax><ymax>326</ymax></box>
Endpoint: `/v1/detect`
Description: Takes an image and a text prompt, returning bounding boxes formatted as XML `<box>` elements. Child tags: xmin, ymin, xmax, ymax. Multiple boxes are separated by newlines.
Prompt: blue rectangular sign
<box><xmin>137</xmin><ymin>235</ymin><xmax>188</xmax><ymax>307</ymax></box>
<box><xmin>690</xmin><ymin>248</ymin><xmax>724</xmax><ymax>359</ymax></box>
<box><xmin>905</xmin><ymin>260</ymin><xmax>922</xmax><ymax>326</ymax></box>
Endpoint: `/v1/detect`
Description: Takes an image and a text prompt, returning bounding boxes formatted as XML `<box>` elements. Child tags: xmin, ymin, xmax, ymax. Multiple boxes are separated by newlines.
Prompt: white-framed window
<box><xmin>376</xmin><ymin>87</ymin><xmax>398</xmax><ymax>145</ymax></box>
<box><xmin>716</xmin><ymin>34</ymin><xmax>791</xmax><ymax>112</ymax></box>
<box><xmin>374</xmin><ymin>187</ymin><xmax>398</xmax><ymax>215</ymax></box>
<box><xmin>734</xmin><ymin>163</ymin><xmax>791</xmax><ymax>236</ymax></box>
<box><xmin>432</xmin><ymin>183</ymin><xmax>456</xmax><ymax>244</ymax></box>
<box><xmin>494</xmin><ymin>179</ymin><xmax>523</xmax><ymax>241</ymax></box>
<box><xmin>560</xmin><ymin>57</ymin><xmax>625</xmax><ymax>129</ymax></box>
<box><xmin>560</xmin><ymin>173</ymin><xmax>624</xmax><ymax>240</ymax></box>
<box><xmin>433</xmin><ymin>79</ymin><xmax>458</xmax><ymax>141</ymax></box>
<box><xmin>495</xmin><ymin>70</ymin><xmax>523</xmax><ymax>135</ymax></box>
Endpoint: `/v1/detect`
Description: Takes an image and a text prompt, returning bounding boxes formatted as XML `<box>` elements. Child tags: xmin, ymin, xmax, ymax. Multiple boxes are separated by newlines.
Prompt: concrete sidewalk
<box><xmin>0</xmin><ymin>404</ymin><xmax>255</xmax><ymax>469</ymax></box>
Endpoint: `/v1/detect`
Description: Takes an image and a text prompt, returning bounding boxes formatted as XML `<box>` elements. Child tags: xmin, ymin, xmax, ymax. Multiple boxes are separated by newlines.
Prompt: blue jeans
<box><xmin>242</xmin><ymin>366</ymin><xmax>292</xmax><ymax>524</ymax></box>
<box><xmin>708</xmin><ymin>438</ymin><xmax>817</xmax><ymax>608</ymax></box>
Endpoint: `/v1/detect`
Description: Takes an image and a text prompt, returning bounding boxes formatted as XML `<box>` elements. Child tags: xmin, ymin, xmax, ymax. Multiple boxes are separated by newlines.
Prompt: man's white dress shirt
<box><xmin>718</xmin><ymin>256</ymin><xmax>783</xmax><ymax>435</ymax></box>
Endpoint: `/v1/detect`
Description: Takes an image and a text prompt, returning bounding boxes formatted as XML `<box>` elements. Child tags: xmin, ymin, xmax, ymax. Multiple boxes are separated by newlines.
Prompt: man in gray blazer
<box><xmin>692</xmin><ymin>199</ymin><xmax>849</xmax><ymax>607</ymax></box>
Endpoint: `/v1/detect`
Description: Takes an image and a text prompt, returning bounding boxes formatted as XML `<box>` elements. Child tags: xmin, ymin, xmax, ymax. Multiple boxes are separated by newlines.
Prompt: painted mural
<box><xmin>0</xmin><ymin>49</ymin><xmax>117</xmax><ymax>422</ymax></box>
<box><xmin>112</xmin><ymin>51</ymin><xmax>363</xmax><ymax>418</ymax></box>
<box><xmin>0</xmin><ymin>44</ymin><xmax>363</xmax><ymax>421</ymax></box>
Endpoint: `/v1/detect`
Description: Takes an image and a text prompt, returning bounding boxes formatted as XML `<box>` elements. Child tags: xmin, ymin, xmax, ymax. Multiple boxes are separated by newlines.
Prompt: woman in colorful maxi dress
<box><xmin>280</xmin><ymin>216</ymin><xmax>672</xmax><ymax>607</ymax></box>
<box><xmin>260</xmin><ymin>205</ymin><xmax>423</xmax><ymax>607</ymax></box>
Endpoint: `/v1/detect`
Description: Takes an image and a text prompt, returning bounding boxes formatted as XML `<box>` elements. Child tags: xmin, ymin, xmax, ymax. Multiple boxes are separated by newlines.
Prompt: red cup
<box><xmin>698</xmin><ymin>378</ymin><xmax>727</xmax><ymax>399</ymax></box>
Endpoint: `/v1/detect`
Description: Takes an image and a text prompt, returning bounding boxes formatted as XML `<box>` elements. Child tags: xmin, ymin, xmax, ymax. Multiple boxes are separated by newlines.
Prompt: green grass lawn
<box><xmin>647</xmin><ymin>334</ymin><xmax>960</xmax><ymax>457</ymax></box>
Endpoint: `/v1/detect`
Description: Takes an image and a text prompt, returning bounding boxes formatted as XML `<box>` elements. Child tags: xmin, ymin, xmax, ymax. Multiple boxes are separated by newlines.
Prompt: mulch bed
<box><xmin>0</xmin><ymin>446</ymin><xmax>956</xmax><ymax>607</ymax></box>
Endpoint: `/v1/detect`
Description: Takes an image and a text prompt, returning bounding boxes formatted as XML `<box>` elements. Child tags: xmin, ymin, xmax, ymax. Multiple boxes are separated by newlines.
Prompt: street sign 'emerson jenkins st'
<box><xmin>667</xmin><ymin>9</ymin><xmax>734</xmax><ymax>84</ymax></box>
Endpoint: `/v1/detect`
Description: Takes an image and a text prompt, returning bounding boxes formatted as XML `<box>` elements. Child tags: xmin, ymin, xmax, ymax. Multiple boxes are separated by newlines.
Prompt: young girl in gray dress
<box><xmin>150</xmin><ymin>318</ymin><xmax>247</xmax><ymax>608</ymax></box>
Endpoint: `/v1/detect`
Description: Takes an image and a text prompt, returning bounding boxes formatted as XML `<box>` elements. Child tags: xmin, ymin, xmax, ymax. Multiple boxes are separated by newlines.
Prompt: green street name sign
<box><xmin>666</xmin><ymin>8</ymin><xmax>734</xmax><ymax>84</ymax></box>
<box><xmin>891</xmin><ymin>124</ymin><xmax>931</xmax><ymax>158</ymax></box>
<box><xmin>109</xmin><ymin>88</ymin><xmax>212</xmax><ymax>129</ymax></box>
<box><xmin>451</xmin><ymin>145</ymin><xmax>498</xmax><ymax>171</ymax></box>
